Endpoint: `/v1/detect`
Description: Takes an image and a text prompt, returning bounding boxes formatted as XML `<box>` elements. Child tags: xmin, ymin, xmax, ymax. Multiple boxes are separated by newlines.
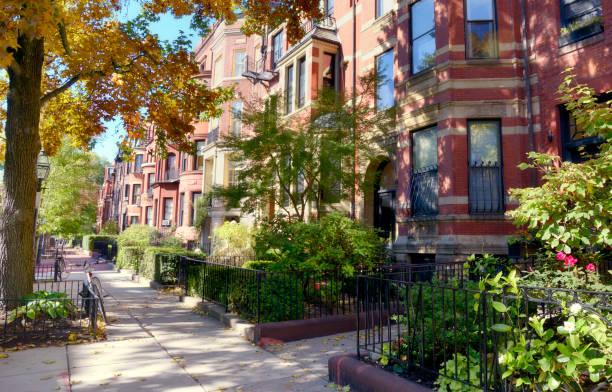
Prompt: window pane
<box><xmin>179</xmin><ymin>194</ymin><xmax>184</xmax><ymax>226</ymax></box>
<box><xmin>466</xmin><ymin>21</ymin><xmax>495</xmax><ymax>58</ymax></box>
<box><xmin>286</xmin><ymin>65</ymin><xmax>294</xmax><ymax>113</ymax></box>
<box><xmin>469</xmin><ymin>121</ymin><xmax>500</xmax><ymax>164</ymax></box>
<box><xmin>412</xmin><ymin>32</ymin><xmax>436</xmax><ymax>73</ymax></box>
<box><xmin>298</xmin><ymin>58</ymin><xmax>306</xmax><ymax>107</ymax></box>
<box><xmin>273</xmin><ymin>31</ymin><xmax>283</xmax><ymax>63</ymax></box>
<box><xmin>191</xmin><ymin>192</ymin><xmax>202</xmax><ymax>226</ymax></box>
<box><xmin>196</xmin><ymin>141</ymin><xmax>205</xmax><ymax>170</ymax></box>
<box><xmin>231</xmin><ymin>102</ymin><xmax>242</xmax><ymax>137</ymax></box>
<box><xmin>466</xmin><ymin>0</ymin><xmax>493</xmax><ymax>20</ymax></box>
<box><xmin>376</xmin><ymin>50</ymin><xmax>394</xmax><ymax>111</ymax></box>
<box><xmin>163</xmin><ymin>198</ymin><xmax>173</xmax><ymax>221</ymax></box>
<box><xmin>377</xmin><ymin>0</ymin><xmax>393</xmax><ymax>17</ymax></box>
<box><xmin>234</xmin><ymin>50</ymin><xmax>245</xmax><ymax>76</ymax></box>
<box><xmin>412</xmin><ymin>126</ymin><xmax>438</xmax><ymax>170</ymax></box>
<box><xmin>412</xmin><ymin>0</ymin><xmax>434</xmax><ymax>38</ymax></box>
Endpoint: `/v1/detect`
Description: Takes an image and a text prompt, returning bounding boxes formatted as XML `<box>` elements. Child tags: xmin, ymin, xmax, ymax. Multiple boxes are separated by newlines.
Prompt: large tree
<box><xmin>0</xmin><ymin>0</ymin><xmax>321</xmax><ymax>300</ymax></box>
<box><xmin>39</xmin><ymin>141</ymin><xmax>106</xmax><ymax>237</ymax></box>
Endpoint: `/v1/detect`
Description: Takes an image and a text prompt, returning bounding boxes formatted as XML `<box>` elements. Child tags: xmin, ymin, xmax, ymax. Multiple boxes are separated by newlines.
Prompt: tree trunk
<box><xmin>0</xmin><ymin>34</ymin><xmax>45</xmax><ymax>301</ymax></box>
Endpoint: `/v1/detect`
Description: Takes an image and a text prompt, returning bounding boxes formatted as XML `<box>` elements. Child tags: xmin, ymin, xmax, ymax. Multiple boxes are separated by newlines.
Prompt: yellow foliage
<box><xmin>1</xmin><ymin>0</ymin><xmax>322</xmax><ymax>157</ymax></box>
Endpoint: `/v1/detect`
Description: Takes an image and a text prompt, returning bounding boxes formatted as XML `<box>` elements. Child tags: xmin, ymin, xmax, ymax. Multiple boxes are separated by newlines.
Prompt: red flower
<box><xmin>556</xmin><ymin>252</ymin><xmax>566</xmax><ymax>261</ymax></box>
<box><xmin>586</xmin><ymin>263</ymin><xmax>596</xmax><ymax>272</ymax></box>
<box><xmin>565</xmin><ymin>255</ymin><xmax>577</xmax><ymax>267</ymax></box>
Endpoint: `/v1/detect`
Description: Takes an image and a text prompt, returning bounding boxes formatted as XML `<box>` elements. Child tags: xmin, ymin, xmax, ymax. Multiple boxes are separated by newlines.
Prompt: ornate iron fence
<box><xmin>356</xmin><ymin>275</ymin><xmax>612</xmax><ymax>391</ymax></box>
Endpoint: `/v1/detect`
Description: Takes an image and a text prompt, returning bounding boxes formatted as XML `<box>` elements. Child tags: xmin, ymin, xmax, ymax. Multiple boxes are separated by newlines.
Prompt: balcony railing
<box><xmin>409</xmin><ymin>165</ymin><xmax>438</xmax><ymax>217</ymax></box>
<box><xmin>207</xmin><ymin>127</ymin><xmax>219</xmax><ymax>145</ymax></box>
<box><xmin>300</xmin><ymin>16</ymin><xmax>337</xmax><ymax>35</ymax></box>
<box><xmin>469</xmin><ymin>161</ymin><xmax>504</xmax><ymax>214</ymax></box>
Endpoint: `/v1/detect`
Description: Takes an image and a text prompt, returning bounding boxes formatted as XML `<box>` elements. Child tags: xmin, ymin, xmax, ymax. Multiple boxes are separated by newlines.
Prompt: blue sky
<box><xmin>93</xmin><ymin>8</ymin><xmax>199</xmax><ymax>163</ymax></box>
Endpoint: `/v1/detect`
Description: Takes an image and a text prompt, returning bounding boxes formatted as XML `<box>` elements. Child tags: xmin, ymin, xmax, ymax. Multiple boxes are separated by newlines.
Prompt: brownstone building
<box><xmin>98</xmin><ymin>0</ymin><xmax>610</xmax><ymax>259</ymax></box>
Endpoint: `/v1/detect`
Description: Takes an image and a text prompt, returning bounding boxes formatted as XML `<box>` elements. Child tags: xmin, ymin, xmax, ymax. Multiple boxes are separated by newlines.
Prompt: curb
<box><xmin>196</xmin><ymin>301</ymin><xmax>256</xmax><ymax>341</ymax></box>
<box><xmin>328</xmin><ymin>355</ymin><xmax>432</xmax><ymax>392</ymax></box>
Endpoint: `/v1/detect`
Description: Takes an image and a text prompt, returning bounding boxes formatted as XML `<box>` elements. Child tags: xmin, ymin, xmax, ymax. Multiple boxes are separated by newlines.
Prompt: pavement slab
<box><xmin>2</xmin><ymin>247</ymin><xmax>358</xmax><ymax>392</ymax></box>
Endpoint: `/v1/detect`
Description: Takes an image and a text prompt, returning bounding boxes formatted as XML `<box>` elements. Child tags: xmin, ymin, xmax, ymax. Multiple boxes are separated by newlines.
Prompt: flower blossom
<box><xmin>569</xmin><ymin>303</ymin><xmax>582</xmax><ymax>315</ymax></box>
<box><xmin>556</xmin><ymin>252</ymin><xmax>566</xmax><ymax>261</ymax></box>
<box><xmin>563</xmin><ymin>321</ymin><xmax>575</xmax><ymax>333</ymax></box>
<box><xmin>564</xmin><ymin>255</ymin><xmax>577</xmax><ymax>267</ymax></box>
<box><xmin>586</xmin><ymin>263</ymin><xmax>596</xmax><ymax>272</ymax></box>
<box><xmin>498</xmin><ymin>354</ymin><xmax>505</xmax><ymax>364</ymax></box>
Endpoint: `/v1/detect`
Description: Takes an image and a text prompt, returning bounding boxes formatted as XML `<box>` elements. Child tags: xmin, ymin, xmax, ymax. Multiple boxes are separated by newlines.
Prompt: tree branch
<box><xmin>57</xmin><ymin>22</ymin><xmax>72</xmax><ymax>57</ymax></box>
<box><xmin>40</xmin><ymin>74</ymin><xmax>81</xmax><ymax>105</ymax></box>
<box><xmin>40</xmin><ymin>70</ymin><xmax>105</xmax><ymax>105</ymax></box>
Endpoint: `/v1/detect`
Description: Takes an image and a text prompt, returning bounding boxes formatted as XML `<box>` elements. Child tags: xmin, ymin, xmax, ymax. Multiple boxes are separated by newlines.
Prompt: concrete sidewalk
<box><xmin>1</xmin><ymin>250</ymin><xmax>355</xmax><ymax>391</ymax></box>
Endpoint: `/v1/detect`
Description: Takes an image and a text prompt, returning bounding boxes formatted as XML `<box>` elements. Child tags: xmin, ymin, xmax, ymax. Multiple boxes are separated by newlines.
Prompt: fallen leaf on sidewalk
<box><xmin>114</xmin><ymin>372</ymin><xmax>121</xmax><ymax>377</ymax></box>
<box><xmin>40</xmin><ymin>376</ymin><xmax>53</xmax><ymax>380</ymax></box>
<box><xmin>99</xmin><ymin>382</ymin><xmax>109</xmax><ymax>386</ymax></box>
<box><xmin>68</xmin><ymin>334</ymin><xmax>76</xmax><ymax>341</ymax></box>
<box><xmin>42</xmin><ymin>360</ymin><xmax>56</xmax><ymax>365</ymax></box>
<box><xmin>0</xmin><ymin>353</ymin><xmax>8</xmax><ymax>358</ymax></box>
<box><xmin>140</xmin><ymin>378</ymin><xmax>147</xmax><ymax>382</ymax></box>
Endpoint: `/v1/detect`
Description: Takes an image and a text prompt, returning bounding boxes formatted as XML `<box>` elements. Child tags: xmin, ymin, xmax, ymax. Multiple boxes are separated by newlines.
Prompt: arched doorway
<box><xmin>373</xmin><ymin>160</ymin><xmax>396</xmax><ymax>241</ymax></box>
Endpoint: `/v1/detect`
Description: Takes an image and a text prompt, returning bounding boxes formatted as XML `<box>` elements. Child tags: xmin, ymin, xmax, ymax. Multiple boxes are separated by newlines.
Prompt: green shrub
<box><xmin>159</xmin><ymin>235</ymin><xmax>183</xmax><ymax>248</ymax></box>
<box><xmin>117</xmin><ymin>225</ymin><xmax>159</xmax><ymax>248</ymax></box>
<box><xmin>82</xmin><ymin>234</ymin><xmax>117</xmax><ymax>252</ymax></box>
<box><xmin>99</xmin><ymin>220</ymin><xmax>119</xmax><ymax>235</ymax></box>
<box><xmin>212</xmin><ymin>221</ymin><xmax>254</xmax><ymax>257</ymax></box>
<box><xmin>137</xmin><ymin>247</ymin><xmax>206</xmax><ymax>284</ymax></box>
<box><xmin>8</xmin><ymin>291</ymin><xmax>75</xmax><ymax>323</ymax></box>
<box><xmin>254</xmin><ymin>212</ymin><xmax>385</xmax><ymax>276</ymax></box>
<box><xmin>116</xmin><ymin>246</ymin><xmax>142</xmax><ymax>271</ymax></box>
<box><xmin>242</xmin><ymin>260</ymin><xmax>277</xmax><ymax>271</ymax></box>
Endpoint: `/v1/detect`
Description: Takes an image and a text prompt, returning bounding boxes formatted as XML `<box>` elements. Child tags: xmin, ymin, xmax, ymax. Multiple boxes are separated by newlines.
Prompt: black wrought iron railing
<box><xmin>356</xmin><ymin>275</ymin><xmax>612</xmax><ymax>391</ymax></box>
<box><xmin>175</xmin><ymin>257</ymin><xmax>365</xmax><ymax>324</ymax></box>
<box><xmin>410</xmin><ymin>165</ymin><xmax>438</xmax><ymax>216</ymax></box>
<box><xmin>469</xmin><ymin>161</ymin><xmax>504</xmax><ymax>214</ymax></box>
<box><xmin>1</xmin><ymin>280</ymin><xmax>101</xmax><ymax>348</ymax></box>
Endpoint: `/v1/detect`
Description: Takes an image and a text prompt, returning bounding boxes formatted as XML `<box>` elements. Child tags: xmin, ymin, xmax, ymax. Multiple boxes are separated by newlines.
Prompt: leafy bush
<box><xmin>116</xmin><ymin>246</ymin><xmax>142</xmax><ymax>271</ymax></box>
<box><xmin>8</xmin><ymin>291</ymin><xmax>75</xmax><ymax>323</ymax></box>
<box><xmin>138</xmin><ymin>247</ymin><xmax>206</xmax><ymax>284</ymax></box>
<box><xmin>99</xmin><ymin>220</ymin><xmax>119</xmax><ymax>235</ymax></box>
<box><xmin>254</xmin><ymin>212</ymin><xmax>385</xmax><ymax>276</ymax></box>
<box><xmin>82</xmin><ymin>234</ymin><xmax>117</xmax><ymax>252</ymax></box>
<box><xmin>117</xmin><ymin>225</ymin><xmax>159</xmax><ymax>248</ymax></box>
<box><xmin>389</xmin><ymin>279</ymin><xmax>481</xmax><ymax>368</ymax></box>
<box><xmin>212</xmin><ymin>221</ymin><xmax>254</xmax><ymax>257</ymax></box>
<box><xmin>508</xmin><ymin>72</ymin><xmax>612</xmax><ymax>256</ymax></box>
<box><xmin>435</xmin><ymin>349</ymin><xmax>483</xmax><ymax>392</ymax></box>
<box><xmin>481</xmin><ymin>271</ymin><xmax>612</xmax><ymax>391</ymax></box>
<box><xmin>242</xmin><ymin>260</ymin><xmax>277</xmax><ymax>271</ymax></box>
<box><xmin>159</xmin><ymin>235</ymin><xmax>183</xmax><ymax>248</ymax></box>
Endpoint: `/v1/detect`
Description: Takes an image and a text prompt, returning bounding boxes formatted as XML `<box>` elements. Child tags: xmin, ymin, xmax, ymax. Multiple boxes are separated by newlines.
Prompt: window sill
<box><xmin>361</xmin><ymin>10</ymin><xmax>395</xmax><ymax>33</ymax></box>
<box><xmin>558</xmin><ymin>29</ymin><xmax>604</xmax><ymax>55</ymax></box>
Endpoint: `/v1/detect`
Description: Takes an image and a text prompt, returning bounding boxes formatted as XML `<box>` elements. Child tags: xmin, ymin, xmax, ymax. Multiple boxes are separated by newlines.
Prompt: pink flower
<box><xmin>586</xmin><ymin>263</ymin><xmax>596</xmax><ymax>272</ymax></box>
<box><xmin>556</xmin><ymin>252</ymin><xmax>566</xmax><ymax>261</ymax></box>
<box><xmin>565</xmin><ymin>255</ymin><xmax>577</xmax><ymax>267</ymax></box>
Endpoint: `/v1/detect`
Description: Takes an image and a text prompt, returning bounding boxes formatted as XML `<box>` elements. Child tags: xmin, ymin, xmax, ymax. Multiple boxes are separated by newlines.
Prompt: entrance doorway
<box><xmin>373</xmin><ymin>160</ymin><xmax>396</xmax><ymax>241</ymax></box>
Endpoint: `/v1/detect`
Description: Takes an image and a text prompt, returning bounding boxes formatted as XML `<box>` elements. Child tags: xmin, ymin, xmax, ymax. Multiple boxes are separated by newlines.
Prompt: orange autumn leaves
<box><xmin>1</xmin><ymin>0</ymin><xmax>322</xmax><ymax>158</ymax></box>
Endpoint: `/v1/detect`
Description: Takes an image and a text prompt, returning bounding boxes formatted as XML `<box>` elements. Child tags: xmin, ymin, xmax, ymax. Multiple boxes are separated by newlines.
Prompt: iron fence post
<box><xmin>179</xmin><ymin>256</ymin><xmax>185</xmax><ymax>302</ymax></box>
<box><xmin>256</xmin><ymin>272</ymin><xmax>261</xmax><ymax>325</ymax></box>
<box><xmin>356</xmin><ymin>275</ymin><xmax>360</xmax><ymax>360</ymax></box>
<box><xmin>53</xmin><ymin>258</ymin><xmax>59</xmax><ymax>282</ymax></box>
<box><xmin>224</xmin><ymin>265</ymin><xmax>228</xmax><ymax>312</ymax></box>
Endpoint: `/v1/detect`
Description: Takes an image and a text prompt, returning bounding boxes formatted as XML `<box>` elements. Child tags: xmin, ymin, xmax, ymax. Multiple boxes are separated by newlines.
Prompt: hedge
<box><xmin>83</xmin><ymin>235</ymin><xmax>117</xmax><ymax>252</ymax></box>
<box><xmin>116</xmin><ymin>246</ymin><xmax>142</xmax><ymax>271</ymax></box>
<box><xmin>140</xmin><ymin>247</ymin><xmax>206</xmax><ymax>284</ymax></box>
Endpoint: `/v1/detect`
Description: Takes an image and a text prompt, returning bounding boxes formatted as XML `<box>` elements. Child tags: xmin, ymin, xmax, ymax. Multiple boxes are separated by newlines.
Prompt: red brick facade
<box><xmin>97</xmin><ymin>0</ymin><xmax>611</xmax><ymax>258</ymax></box>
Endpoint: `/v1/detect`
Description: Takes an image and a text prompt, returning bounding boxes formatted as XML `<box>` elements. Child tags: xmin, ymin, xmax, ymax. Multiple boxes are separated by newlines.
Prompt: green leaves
<box><xmin>491</xmin><ymin>301</ymin><xmax>508</xmax><ymax>313</ymax></box>
<box><xmin>490</xmin><ymin>323</ymin><xmax>511</xmax><ymax>332</ymax></box>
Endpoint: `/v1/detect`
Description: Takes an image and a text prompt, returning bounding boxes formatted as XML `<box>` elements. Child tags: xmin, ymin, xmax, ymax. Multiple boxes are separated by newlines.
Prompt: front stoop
<box><xmin>328</xmin><ymin>355</ymin><xmax>433</xmax><ymax>392</ymax></box>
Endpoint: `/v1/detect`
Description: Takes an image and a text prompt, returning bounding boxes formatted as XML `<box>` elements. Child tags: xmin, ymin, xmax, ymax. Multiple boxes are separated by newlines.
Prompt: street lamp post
<box><xmin>34</xmin><ymin>150</ymin><xmax>50</xmax><ymax>266</ymax></box>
